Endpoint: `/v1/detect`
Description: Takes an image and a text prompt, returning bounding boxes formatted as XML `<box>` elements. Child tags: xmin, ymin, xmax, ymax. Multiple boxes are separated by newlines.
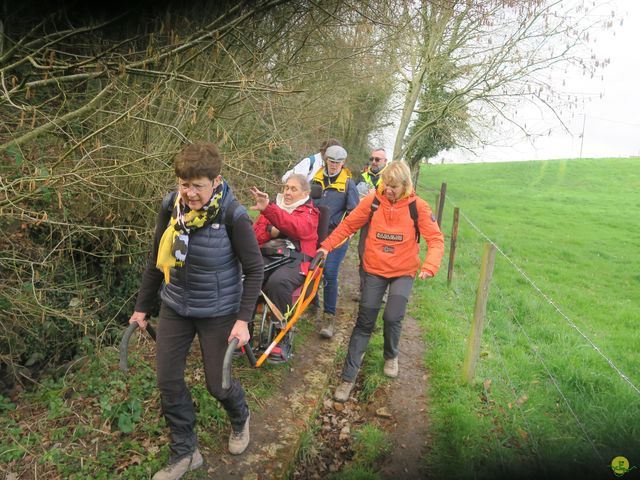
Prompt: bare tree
<box><xmin>386</xmin><ymin>0</ymin><xmax>610</xmax><ymax>166</ymax></box>
<box><xmin>0</xmin><ymin>0</ymin><xmax>399</xmax><ymax>387</ymax></box>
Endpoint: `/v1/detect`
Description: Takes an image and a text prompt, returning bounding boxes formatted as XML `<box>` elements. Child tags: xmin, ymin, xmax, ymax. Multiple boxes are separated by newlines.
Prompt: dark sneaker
<box><xmin>267</xmin><ymin>345</ymin><xmax>289</xmax><ymax>364</ymax></box>
<box><xmin>152</xmin><ymin>448</ymin><xmax>203</xmax><ymax>480</ymax></box>
<box><xmin>229</xmin><ymin>413</ymin><xmax>250</xmax><ymax>455</ymax></box>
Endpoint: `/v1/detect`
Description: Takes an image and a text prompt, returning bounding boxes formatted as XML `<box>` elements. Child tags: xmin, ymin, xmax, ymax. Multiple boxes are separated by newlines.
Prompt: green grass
<box><xmin>0</xmin><ymin>323</ymin><xmax>291</xmax><ymax>478</ymax></box>
<box><xmin>351</xmin><ymin>423</ymin><xmax>392</xmax><ymax>466</ymax></box>
<box><xmin>358</xmin><ymin>329</ymin><xmax>390</xmax><ymax>402</ymax></box>
<box><xmin>413</xmin><ymin>157</ymin><xmax>640</xmax><ymax>480</ymax></box>
<box><xmin>332</xmin><ymin>423</ymin><xmax>391</xmax><ymax>480</ymax></box>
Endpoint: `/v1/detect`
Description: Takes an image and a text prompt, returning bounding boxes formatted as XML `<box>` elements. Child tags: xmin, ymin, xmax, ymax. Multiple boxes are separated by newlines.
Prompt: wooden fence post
<box><xmin>447</xmin><ymin>207</ymin><xmax>459</xmax><ymax>287</ymax></box>
<box><xmin>462</xmin><ymin>243</ymin><xmax>497</xmax><ymax>384</ymax></box>
<box><xmin>436</xmin><ymin>182</ymin><xmax>446</xmax><ymax>227</ymax></box>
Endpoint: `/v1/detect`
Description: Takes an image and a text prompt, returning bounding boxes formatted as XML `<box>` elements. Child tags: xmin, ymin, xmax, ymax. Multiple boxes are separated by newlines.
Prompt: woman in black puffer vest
<box><xmin>129</xmin><ymin>142</ymin><xmax>263</xmax><ymax>480</ymax></box>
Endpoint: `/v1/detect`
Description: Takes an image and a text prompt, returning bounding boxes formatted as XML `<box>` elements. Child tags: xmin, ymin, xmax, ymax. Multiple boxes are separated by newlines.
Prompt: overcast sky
<box><xmin>419</xmin><ymin>0</ymin><xmax>640</xmax><ymax>163</ymax></box>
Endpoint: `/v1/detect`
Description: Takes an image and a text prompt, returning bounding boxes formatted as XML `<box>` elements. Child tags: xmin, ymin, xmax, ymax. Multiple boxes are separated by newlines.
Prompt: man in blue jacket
<box><xmin>310</xmin><ymin>145</ymin><xmax>359</xmax><ymax>338</ymax></box>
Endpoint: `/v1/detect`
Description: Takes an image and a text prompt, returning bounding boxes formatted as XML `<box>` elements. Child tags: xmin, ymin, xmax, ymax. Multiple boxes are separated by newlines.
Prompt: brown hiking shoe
<box><xmin>152</xmin><ymin>448</ymin><xmax>203</xmax><ymax>480</ymax></box>
<box><xmin>319</xmin><ymin>313</ymin><xmax>335</xmax><ymax>339</ymax></box>
<box><xmin>333</xmin><ymin>381</ymin><xmax>355</xmax><ymax>403</ymax></box>
<box><xmin>383</xmin><ymin>357</ymin><xmax>398</xmax><ymax>378</ymax></box>
<box><xmin>228</xmin><ymin>413</ymin><xmax>250</xmax><ymax>455</ymax></box>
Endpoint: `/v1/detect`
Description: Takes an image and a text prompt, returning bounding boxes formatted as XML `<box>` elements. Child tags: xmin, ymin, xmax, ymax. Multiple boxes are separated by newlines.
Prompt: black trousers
<box><xmin>156</xmin><ymin>303</ymin><xmax>249</xmax><ymax>462</ymax></box>
<box><xmin>262</xmin><ymin>257</ymin><xmax>305</xmax><ymax>315</ymax></box>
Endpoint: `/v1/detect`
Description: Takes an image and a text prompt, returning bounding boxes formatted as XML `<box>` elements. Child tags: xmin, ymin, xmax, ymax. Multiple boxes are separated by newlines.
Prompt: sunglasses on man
<box><xmin>369</xmin><ymin>156</ymin><xmax>386</xmax><ymax>163</ymax></box>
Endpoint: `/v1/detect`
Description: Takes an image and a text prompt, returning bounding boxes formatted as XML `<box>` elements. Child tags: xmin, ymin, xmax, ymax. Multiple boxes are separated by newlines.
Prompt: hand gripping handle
<box><xmin>119</xmin><ymin>322</ymin><xmax>156</xmax><ymax>372</ymax></box>
<box><xmin>222</xmin><ymin>338</ymin><xmax>256</xmax><ymax>389</ymax></box>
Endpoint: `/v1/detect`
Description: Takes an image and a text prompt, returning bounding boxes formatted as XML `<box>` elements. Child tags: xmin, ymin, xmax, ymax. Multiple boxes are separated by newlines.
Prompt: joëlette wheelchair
<box><xmin>225</xmin><ymin>200</ymin><xmax>330</xmax><ymax>374</ymax></box>
<box><xmin>119</xmin><ymin>246</ymin><xmax>326</xmax><ymax>379</ymax></box>
<box><xmin>119</xmin><ymin>188</ymin><xmax>329</xmax><ymax>390</ymax></box>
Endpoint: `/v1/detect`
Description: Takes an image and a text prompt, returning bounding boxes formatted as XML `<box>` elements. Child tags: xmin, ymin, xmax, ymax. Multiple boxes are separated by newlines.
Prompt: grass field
<box><xmin>412</xmin><ymin>157</ymin><xmax>640</xmax><ymax>480</ymax></box>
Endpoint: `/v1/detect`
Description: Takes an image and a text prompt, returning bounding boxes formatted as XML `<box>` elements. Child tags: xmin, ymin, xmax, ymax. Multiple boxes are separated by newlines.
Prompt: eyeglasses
<box><xmin>178</xmin><ymin>181</ymin><xmax>212</xmax><ymax>193</ymax></box>
<box><xmin>369</xmin><ymin>156</ymin><xmax>386</xmax><ymax>163</ymax></box>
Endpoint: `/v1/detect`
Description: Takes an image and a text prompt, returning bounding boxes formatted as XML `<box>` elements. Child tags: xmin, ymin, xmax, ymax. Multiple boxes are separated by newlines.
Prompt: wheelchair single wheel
<box><xmin>255</xmin><ymin>305</ymin><xmax>271</xmax><ymax>351</ymax></box>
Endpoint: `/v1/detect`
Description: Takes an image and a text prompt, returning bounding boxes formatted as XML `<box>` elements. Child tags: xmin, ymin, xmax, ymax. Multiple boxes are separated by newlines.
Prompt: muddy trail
<box><xmin>203</xmin><ymin>248</ymin><xmax>432</xmax><ymax>479</ymax></box>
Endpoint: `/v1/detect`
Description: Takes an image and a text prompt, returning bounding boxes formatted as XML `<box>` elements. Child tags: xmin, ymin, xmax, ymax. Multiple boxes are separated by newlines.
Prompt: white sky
<box><xmin>415</xmin><ymin>0</ymin><xmax>640</xmax><ymax>163</ymax></box>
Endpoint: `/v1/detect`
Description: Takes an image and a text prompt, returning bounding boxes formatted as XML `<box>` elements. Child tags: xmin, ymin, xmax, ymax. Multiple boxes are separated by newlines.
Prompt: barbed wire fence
<box><xmin>418</xmin><ymin>175</ymin><xmax>637</xmax><ymax>468</ymax></box>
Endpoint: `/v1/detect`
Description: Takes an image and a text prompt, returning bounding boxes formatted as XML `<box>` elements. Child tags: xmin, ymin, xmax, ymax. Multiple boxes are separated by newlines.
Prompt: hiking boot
<box><xmin>319</xmin><ymin>313</ymin><xmax>335</xmax><ymax>339</ymax></box>
<box><xmin>152</xmin><ymin>448</ymin><xmax>203</xmax><ymax>480</ymax></box>
<box><xmin>383</xmin><ymin>357</ymin><xmax>398</xmax><ymax>378</ymax></box>
<box><xmin>333</xmin><ymin>381</ymin><xmax>355</xmax><ymax>403</ymax></box>
<box><xmin>229</xmin><ymin>413</ymin><xmax>250</xmax><ymax>455</ymax></box>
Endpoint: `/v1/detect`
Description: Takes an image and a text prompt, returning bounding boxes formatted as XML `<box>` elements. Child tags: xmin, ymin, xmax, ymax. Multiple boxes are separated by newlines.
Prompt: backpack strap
<box><xmin>367</xmin><ymin>197</ymin><xmax>419</xmax><ymax>243</ymax></box>
<box><xmin>224</xmin><ymin>199</ymin><xmax>240</xmax><ymax>240</ymax></box>
<box><xmin>369</xmin><ymin>196</ymin><xmax>380</xmax><ymax>221</ymax></box>
<box><xmin>357</xmin><ymin>196</ymin><xmax>380</xmax><ymax>257</ymax></box>
<box><xmin>162</xmin><ymin>190</ymin><xmax>178</xmax><ymax>213</ymax></box>
<box><xmin>409</xmin><ymin>200</ymin><xmax>420</xmax><ymax>243</ymax></box>
<box><xmin>306</xmin><ymin>155</ymin><xmax>316</xmax><ymax>176</ymax></box>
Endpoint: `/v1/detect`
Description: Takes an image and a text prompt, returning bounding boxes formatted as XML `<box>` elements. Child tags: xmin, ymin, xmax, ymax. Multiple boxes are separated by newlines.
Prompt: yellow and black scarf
<box><xmin>156</xmin><ymin>183</ymin><xmax>224</xmax><ymax>283</ymax></box>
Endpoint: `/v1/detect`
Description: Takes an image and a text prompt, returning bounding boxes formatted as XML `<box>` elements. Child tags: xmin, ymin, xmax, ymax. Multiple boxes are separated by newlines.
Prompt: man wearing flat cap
<box><xmin>282</xmin><ymin>138</ymin><xmax>342</xmax><ymax>183</ymax></box>
<box><xmin>310</xmin><ymin>145</ymin><xmax>359</xmax><ymax>339</ymax></box>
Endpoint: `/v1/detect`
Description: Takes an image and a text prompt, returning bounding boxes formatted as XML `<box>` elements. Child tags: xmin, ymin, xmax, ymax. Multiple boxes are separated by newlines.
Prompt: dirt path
<box><xmin>202</xmin><ymin>250</ymin><xmax>361</xmax><ymax>479</ymax></box>
<box><xmin>379</xmin><ymin>313</ymin><xmax>431</xmax><ymax>479</ymax></box>
<box><xmin>202</xmin><ymin>248</ymin><xmax>433</xmax><ymax>479</ymax></box>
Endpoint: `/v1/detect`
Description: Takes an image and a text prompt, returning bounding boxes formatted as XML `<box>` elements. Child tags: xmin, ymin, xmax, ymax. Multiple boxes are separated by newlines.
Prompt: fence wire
<box><xmin>440</xmin><ymin>190</ymin><xmax>640</xmax><ymax>397</ymax></box>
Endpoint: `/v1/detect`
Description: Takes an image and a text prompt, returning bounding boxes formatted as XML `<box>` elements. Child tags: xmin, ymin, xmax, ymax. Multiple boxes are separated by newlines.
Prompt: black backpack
<box><xmin>358</xmin><ymin>197</ymin><xmax>420</xmax><ymax>258</ymax></box>
<box><xmin>368</xmin><ymin>197</ymin><xmax>420</xmax><ymax>243</ymax></box>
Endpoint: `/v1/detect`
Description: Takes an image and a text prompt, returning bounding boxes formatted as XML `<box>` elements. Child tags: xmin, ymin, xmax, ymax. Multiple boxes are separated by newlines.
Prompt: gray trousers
<box><xmin>341</xmin><ymin>273</ymin><xmax>414</xmax><ymax>382</ymax></box>
<box><xmin>156</xmin><ymin>303</ymin><xmax>249</xmax><ymax>462</ymax></box>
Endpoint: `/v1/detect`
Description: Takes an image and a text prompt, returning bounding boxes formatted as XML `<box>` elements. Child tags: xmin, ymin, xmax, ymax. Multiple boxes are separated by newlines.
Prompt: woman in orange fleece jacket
<box><xmin>318</xmin><ymin>160</ymin><xmax>444</xmax><ymax>402</ymax></box>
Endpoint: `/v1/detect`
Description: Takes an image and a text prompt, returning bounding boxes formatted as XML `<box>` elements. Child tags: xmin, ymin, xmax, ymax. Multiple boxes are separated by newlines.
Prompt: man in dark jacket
<box><xmin>355</xmin><ymin>148</ymin><xmax>388</xmax><ymax>198</ymax></box>
<box><xmin>310</xmin><ymin>145</ymin><xmax>359</xmax><ymax>338</ymax></box>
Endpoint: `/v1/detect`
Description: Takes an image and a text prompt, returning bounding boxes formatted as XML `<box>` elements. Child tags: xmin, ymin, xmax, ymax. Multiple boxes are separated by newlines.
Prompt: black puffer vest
<box><xmin>160</xmin><ymin>186</ymin><xmax>244</xmax><ymax>318</ymax></box>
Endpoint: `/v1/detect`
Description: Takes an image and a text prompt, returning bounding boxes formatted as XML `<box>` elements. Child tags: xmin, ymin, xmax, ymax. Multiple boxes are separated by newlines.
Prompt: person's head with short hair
<box><xmin>323</xmin><ymin>145</ymin><xmax>348</xmax><ymax>177</ymax></box>
<box><xmin>368</xmin><ymin>148</ymin><xmax>388</xmax><ymax>174</ymax></box>
<box><xmin>380</xmin><ymin>160</ymin><xmax>413</xmax><ymax>203</ymax></box>
<box><xmin>319</xmin><ymin>138</ymin><xmax>341</xmax><ymax>156</ymax></box>
<box><xmin>174</xmin><ymin>142</ymin><xmax>222</xmax><ymax>181</ymax></box>
<box><xmin>174</xmin><ymin>142</ymin><xmax>223</xmax><ymax>211</ymax></box>
<box><xmin>283</xmin><ymin>173</ymin><xmax>310</xmax><ymax>205</ymax></box>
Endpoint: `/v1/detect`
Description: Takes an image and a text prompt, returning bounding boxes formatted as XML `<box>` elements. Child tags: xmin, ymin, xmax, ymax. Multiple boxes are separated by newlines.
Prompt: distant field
<box><xmin>412</xmin><ymin>157</ymin><xmax>640</xmax><ymax>480</ymax></box>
